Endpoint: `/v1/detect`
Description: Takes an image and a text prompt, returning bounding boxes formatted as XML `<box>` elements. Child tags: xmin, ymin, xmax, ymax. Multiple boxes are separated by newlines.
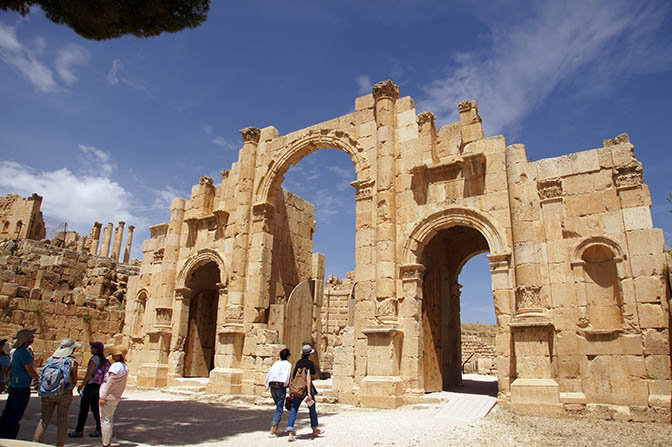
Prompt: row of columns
<box><xmin>88</xmin><ymin>221</ymin><xmax>135</xmax><ymax>263</ymax></box>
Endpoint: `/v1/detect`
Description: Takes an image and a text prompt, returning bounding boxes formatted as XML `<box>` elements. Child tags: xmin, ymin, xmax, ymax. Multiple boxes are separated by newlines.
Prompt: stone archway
<box><xmin>401</xmin><ymin>207</ymin><xmax>512</xmax><ymax>397</ymax></box>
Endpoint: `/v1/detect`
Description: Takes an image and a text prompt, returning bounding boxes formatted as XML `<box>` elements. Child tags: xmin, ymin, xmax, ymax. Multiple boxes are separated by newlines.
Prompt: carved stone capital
<box><xmin>174</xmin><ymin>287</ymin><xmax>192</xmax><ymax>301</ymax></box>
<box><xmin>225</xmin><ymin>305</ymin><xmax>244</xmax><ymax>322</ymax></box>
<box><xmin>613</xmin><ymin>163</ymin><xmax>643</xmax><ymax>188</ymax></box>
<box><xmin>416</xmin><ymin>111</ymin><xmax>436</xmax><ymax>127</ymax></box>
<box><xmin>458</xmin><ymin>99</ymin><xmax>479</xmax><ymax>114</ymax></box>
<box><xmin>155</xmin><ymin>307</ymin><xmax>173</xmax><ymax>327</ymax></box>
<box><xmin>240</xmin><ymin>127</ymin><xmax>261</xmax><ymax>144</ymax></box>
<box><xmin>376</xmin><ymin>298</ymin><xmax>398</xmax><ymax>319</ymax></box>
<box><xmin>537</xmin><ymin>179</ymin><xmax>563</xmax><ymax>200</ymax></box>
<box><xmin>400</xmin><ymin>263</ymin><xmax>425</xmax><ymax>282</ymax></box>
<box><xmin>515</xmin><ymin>285</ymin><xmax>542</xmax><ymax>313</ymax></box>
<box><xmin>372</xmin><ymin>80</ymin><xmax>399</xmax><ymax>101</ymax></box>
<box><xmin>199</xmin><ymin>176</ymin><xmax>214</xmax><ymax>187</ymax></box>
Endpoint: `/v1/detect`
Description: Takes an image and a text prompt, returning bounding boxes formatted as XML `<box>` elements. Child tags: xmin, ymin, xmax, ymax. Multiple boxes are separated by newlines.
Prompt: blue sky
<box><xmin>1</xmin><ymin>1</ymin><xmax>671</xmax><ymax>324</ymax></box>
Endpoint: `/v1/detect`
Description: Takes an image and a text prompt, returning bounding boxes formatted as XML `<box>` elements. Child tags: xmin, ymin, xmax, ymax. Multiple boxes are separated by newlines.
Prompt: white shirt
<box><xmin>265</xmin><ymin>360</ymin><xmax>291</xmax><ymax>390</ymax></box>
<box><xmin>107</xmin><ymin>361</ymin><xmax>129</xmax><ymax>377</ymax></box>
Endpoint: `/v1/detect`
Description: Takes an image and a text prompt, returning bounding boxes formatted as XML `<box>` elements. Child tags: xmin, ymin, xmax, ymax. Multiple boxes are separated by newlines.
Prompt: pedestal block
<box><xmin>136</xmin><ymin>363</ymin><xmax>168</xmax><ymax>388</ymax></box>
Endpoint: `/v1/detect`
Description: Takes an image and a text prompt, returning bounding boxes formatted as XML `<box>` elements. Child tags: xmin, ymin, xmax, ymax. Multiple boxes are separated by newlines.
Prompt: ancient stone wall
<box><xmin>0</xmin><ymin>193</ymin><xmax>45</xmax><ymax>241</ymax></box>
<box><xmin>461</xmin><ymin>324</ymin><xmax>496</xmax><ymax>375</ymax></box>
<box><xmin>319</xmin><ymin>273</ymin><xmax>355</xmax><ymax>372</ymax></box>
<box><xmin>0</xmin><ymin>238</ymin><xmax>138</xmax><ymax>373</ymax></box>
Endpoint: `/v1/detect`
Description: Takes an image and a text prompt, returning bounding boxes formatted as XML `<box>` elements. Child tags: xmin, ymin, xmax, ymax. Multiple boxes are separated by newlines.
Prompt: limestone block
<box><xmin>460</xmin><ymin>123</ymin><xmax>484</xmax><ymax>144</ymax></box>
<box><xmin>1</xmin><ymin>282</ymin><xmax>18</xmax><ymax>297</ymax></box>
<box><xmin>565</xmin><ymin>192</ymin><xmax>604</xmax><ymax>217</ymax></box>
<box><xmin>576</xmin><ymin>150</ymin><xmax>600</xmax><ymax>174</ymax></box>
<box><xmin>558</xmin><ymin>354</ymin><xmax>581</xmax><ymax>378</ymax></box>
<box><xmin>610</xmin><ymin>144</ymin><xmax>635</xmax><ymax>167</ymax></box>
<box><xmin>563</xmin><ymin>175</ymin><xmax>592</xmax><ymax>196</ymax></box>
<box><xmin>638</xmin><ymin>303</ymin><xmax>666</xmax><ymax>328</ymax></box>
<box><xmin>557</xmin><ymin>154</ymin><xmax>578</xmax><ymax>177</ymax></box>
<box><xmin>630</xmin><ymin>406</ymin><xmax>656</xmax><ymax>422</ymax></box>
<box><xmin>580</xmin><ymin>334</ymin><xmax>643</xmax><ymax>356</ymax></box>
<box><xmin>622</xmin><ymin>206</ymin><xmax>652</xmax><ymax>231</ymax></box>
<box><xmin>643</xmin><ymin>329</ymin><xmax>669</xmax><ymax>355</ymax></box>
<box><xmin>630</xmin><ymin>253</ymin><xmax>663</xmax><ymax>277</ymax></box>
<box><xmin>359</xmin><ymin>121</ymin><xmax>376</xmax><ymax>138</ymax></box>
<box><xmin>626</xmin><ymin>228</ymin><xmax>664</xmax><ymax>256</ymax></box>
<box><xmin>645</xmin><ymin>355</ymin><xmax>671</xmax><ymax>380</ymax></box>
<box><xmin>618</xmin><ymin>186</ymin><xmax>652</xmax><ymax>209</ymax></box>
<box><xmin>396</xmin><ymin>110</ymin><xmax>416</xmax><ymax>128</ymax></box>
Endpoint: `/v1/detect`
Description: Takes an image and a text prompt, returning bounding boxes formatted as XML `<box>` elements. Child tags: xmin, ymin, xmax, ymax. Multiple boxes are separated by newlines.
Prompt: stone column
<box><xmin>210</xmin><ymin>127</ymin><xmax>259</xmax><ymax>394</ymax></box>
<box><xmin>372</xmin><ymin>80</ymin><xmax>399</xmax><ymax>321</ymax></box>
<box><xmin>88</xmin><ymin>222</ymin><xmax>102</xmax><ymax>256</ymax></box>
<box><xmin>505</xmin><ymin>144</ymin><xmax>561</xmax><ymax>415</ymax></box>
<box><xmin>99</xmin><ymin>222</ymin><xmax>113</xmax><ymax>257</ymax></box>
<box><xmin>111</xmin><ymin>221</ymin><xmax>125</xmax><ymax>261</ymax></box>
<box><xmin>398</xmin><ymin>263</ymin><xmax>425</xmax><ymax>395</ymax></box>
<box><xmin>123</xmin><ymin>225</ymin><xmax>135</xmax><ymax>263</ymax></box>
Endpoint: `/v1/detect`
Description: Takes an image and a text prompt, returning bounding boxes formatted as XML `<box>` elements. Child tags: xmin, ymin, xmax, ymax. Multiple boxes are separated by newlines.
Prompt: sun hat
<box><xmin>90</xmin><ymin>341</ymin><xmax>105</xmax><ymax>355</ymax></box>
<box><xmin>109</xmin><ymin>345</ymin><xmax>128</xmax><ymax>358</ymax></box>
<box><xmin>14</xmin><ymin>329</ymin><xmax>36</xmax><ymax>348</ymax></box>
<box><xmin>53</xmin><ymin>338</ymin><xmax>81</xmax><ymax>358</ymax></box>
<box><xmin>301</xmin><ymin>344</ymin><xmax>315</xmax><ymax>355</ymax></box>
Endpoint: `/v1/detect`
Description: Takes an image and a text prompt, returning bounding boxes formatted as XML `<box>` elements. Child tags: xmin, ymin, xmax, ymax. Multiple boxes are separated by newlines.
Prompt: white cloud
<box><xmin>78</xmin><ymin>144</ymin><xmax>115</xmax><ymax>177</ymax></box>
<box><xmin>328</xmin><ymin>165</ymin><xmax>355</xmax><ymax>191</ymax></box>
<box><xmin>202</xmin><ymin>124</ymin><xmax>213</xmax><ymax>135</ymax></box>
<box><xmin>356</xmin><ymin>75</ymin><xmax>371</xmax><ymax>94</ymax></box>
<box><xmin>212</xmin><ymin>136</ymin><xmax>239</xmax><ymax>150</ymax></box>
<box><xmin>419</xmin><ymin>1</ymin><xmax>672</xmax><ymax>136</ymax></box>
<box><xmin>0</xmin><ymin>22</ymin><xmax>57</xmax><ymax>92</ymax></box>
<box><xmin>149</xmin><ymin>185</ymin><xmax>186</xmax><ymax>211</ymax></box>
<box><xmin>106</xmin><ymin>58</ymin><xmax>147</xmax><ymax>91</ymax></box>
<box><xmin>0</xmin><ymin>161</ymin><xmax>143</xmax><ymax>229</ymax></box>
<box><xmin>54</xmin><ymin>43</ymin><xmax>89</xmax><ymax>85</ymax></box>
<box><xmin>313</xmin><ymin>188</ymin><xmax>349</xmax><ymax>224</ymax></box>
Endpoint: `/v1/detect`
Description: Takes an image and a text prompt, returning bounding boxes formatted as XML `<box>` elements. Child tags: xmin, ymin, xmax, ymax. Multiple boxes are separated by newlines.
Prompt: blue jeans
<box><xmin>270</xmin><ymin>386</ymin><xmax>286</xmax><ymax>426</ymax></box>
<box><xmin>286</xmin><ymin>392</ymin><xmax>318</xmax><ymax>432</ymax></box>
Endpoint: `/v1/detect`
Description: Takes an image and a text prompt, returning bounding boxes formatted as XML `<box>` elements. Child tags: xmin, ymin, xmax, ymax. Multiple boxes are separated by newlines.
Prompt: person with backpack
<box><xmin>0</xmin><ymin>328</ymin><xmax>39</xmax><ymax>439</ymax></box>
<box><xmin>99</xmin><ymin>345</ymin><xmax>129</xmax><ymax>447</ymax></box>
<box><xmin>69</xmin><ymin>341</ymin><xmax>109</xmax><ymax>439</ymax></box>
<box><xmin>286</xmin><ymin>344</ymin><xmax>324</xmax><ymax>442</ymax></box>
<box><xmin>33</xmin><ymin>337</ymin><xmax>80</xmax><ymax>447</ymax></box>
<box><xmin>265</xmin><ymin>348</ymin><xmax>292</xmax><ymax>437</ymax></box>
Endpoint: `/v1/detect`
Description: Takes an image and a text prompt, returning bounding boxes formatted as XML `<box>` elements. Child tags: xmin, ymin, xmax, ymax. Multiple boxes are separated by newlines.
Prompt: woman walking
<box><xmin>99</xmin><ymin>345</ymin><xmax>129</xmax><ymax>447</ymax></box>
<box><xmin>0</xmin><ymin>339</ymin><xmax>10</xmax><ymax>393</ymax></box>
<box><xmin>286</xmin><ymin>344</ymin><xmax>324</xmax><ymax>442</ymax></box>
<box><xmin>33</xmin><ymin>337</ymin><xmax>80</xmax><ymax>447</ymax></box>
<box><xmin>265</xmin><ymin>348</ymin><xmax>291</xmax><ymax>437</ymax></box>
<box><xmin>69</xmin><ymin>341</ymin><xmax>109</xmax><ymax>439</ymax></box>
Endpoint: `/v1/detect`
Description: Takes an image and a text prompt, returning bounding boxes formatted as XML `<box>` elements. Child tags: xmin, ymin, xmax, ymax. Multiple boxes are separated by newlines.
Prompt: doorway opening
<box><xmin>421</xmin><ymin>225</ymin><xmax>498</xmax><ymax>397</ymax></box>
<box><xmin>183</xmin><ymin>261</ymin><xmax>219</xmax><ymax>377</ymax></box>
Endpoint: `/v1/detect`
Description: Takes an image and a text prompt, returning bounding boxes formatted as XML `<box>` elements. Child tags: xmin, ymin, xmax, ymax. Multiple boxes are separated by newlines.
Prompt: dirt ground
<box><xmin>2</xmin><ymin>389</ymin><xmax>671</xmax><ymax>447</ymax></box>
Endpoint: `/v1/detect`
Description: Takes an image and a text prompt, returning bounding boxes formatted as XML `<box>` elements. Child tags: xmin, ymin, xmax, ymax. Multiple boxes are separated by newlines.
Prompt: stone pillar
<box><xmin>210</xmin><ymin>127</ymin><xmax>259</xmax><ymax>394</ymax></box>
<box><xmin>372</xmin><ymin>80</ymin><xmax>399</xmax><ymax>321</ymax></box>
<box><xmin>123</xmin><ymin>225</ymin><xmax>135</xmax><ymax>263</ymax></box>
<box><xmin>111</xmin><ymin>221</ymin><xmax>125</xmax><ymax>261</ymax></box>
<box><xmin>88</xmin><ymin>222</ymin><xmax>102</xmax><ymax>256</ymax></box>
<box><xmin>99</xmin><ymin>222</ymin><xmax>113</xmax><ymax>257</ymax></box>
<box><xmin>505</xmin><ymin>144</ymin><xmax>561</xmax><ymax>415</ymax></box>
<box><xmin>398</xmin><ymin>263</ymin><xmax>425</xmax><ymax>395</ymax></box>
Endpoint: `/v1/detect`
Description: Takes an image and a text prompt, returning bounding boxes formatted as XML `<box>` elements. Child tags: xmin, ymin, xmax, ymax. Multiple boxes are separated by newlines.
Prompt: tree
<box><xmin>0</xmin><ymin>0</ymin><xmax>209</xmax><ymax>40</ymax></box>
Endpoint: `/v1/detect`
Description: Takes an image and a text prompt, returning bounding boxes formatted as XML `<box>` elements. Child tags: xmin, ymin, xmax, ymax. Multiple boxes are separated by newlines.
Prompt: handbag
<box><xmin>284</xmin><ymin>394</ymin><xmax>293</xmax><ymax>410</ymax></box>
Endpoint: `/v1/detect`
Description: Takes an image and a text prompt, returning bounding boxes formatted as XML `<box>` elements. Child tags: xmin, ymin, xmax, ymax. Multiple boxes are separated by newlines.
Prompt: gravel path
<box><xmin>5</xmin><ymin>389</ymin><xmax>672</xmax><ymax>447</ymax></box>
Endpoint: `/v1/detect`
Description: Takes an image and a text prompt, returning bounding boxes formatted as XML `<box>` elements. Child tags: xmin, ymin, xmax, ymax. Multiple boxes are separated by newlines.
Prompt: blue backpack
<box><xmin>38</xmin><ymin>357</ymin><xmax>73</xmax><ymax>397</ymax></box>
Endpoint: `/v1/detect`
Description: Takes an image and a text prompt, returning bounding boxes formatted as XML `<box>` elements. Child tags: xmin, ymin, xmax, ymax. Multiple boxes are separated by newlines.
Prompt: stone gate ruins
<box><xmin>123</xmin><ymin>80</ymin><xmax>670</xmax><ymax>420</ymax></box>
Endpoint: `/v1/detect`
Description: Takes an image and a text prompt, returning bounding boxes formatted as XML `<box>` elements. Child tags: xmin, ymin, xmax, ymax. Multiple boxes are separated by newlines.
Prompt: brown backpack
<box><xmin>289</xmin><ymin>367</ymin><xmax>308</xmax><ymax>397</ymax></box>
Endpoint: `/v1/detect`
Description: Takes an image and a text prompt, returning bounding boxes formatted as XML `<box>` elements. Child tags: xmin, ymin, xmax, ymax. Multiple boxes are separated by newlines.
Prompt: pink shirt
<box><xmin>99</xmin><ymin>361</ymin><xmax>128</xmax><ymax>400</ymax></box>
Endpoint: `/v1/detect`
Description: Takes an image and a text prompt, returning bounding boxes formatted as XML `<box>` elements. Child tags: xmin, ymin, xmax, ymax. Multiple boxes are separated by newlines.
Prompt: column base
<box><xmin>207</xmin><ymin>367</ymin><xmax>243</xmax><ymax>394</ymax></box>
<box><xmin>136</xmin><ymin>363</ymin><xmax>168</xmax><ymax>388</ymax></box>
<box><xmin>359</xmin><ymin>375</ymin><xmax>404</xmax><ymax>408</ymax></box>
<box><xmin>511</xmin><ymin>378</ymin><xmax>563</xmax><ymax>416</ymax></box>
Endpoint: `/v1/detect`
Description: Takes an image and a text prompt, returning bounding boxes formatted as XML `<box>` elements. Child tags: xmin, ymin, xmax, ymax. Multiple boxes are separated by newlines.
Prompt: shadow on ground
<box><xmin>447</xmin><ymin>377</ymin><xmax>498</xmax><ymax>397</ymax></box>
<box><xmin>13</xmin><ymin>394</ymin><xmax>292</xmax><ymax>446</ymax></box>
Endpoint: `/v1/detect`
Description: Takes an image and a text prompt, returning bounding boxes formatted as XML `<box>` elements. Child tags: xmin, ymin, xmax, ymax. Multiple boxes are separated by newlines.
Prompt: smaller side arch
<box><xmin>176</xmin><ymin>248</ymin><xmax>229</xmax><ymax>290</ymax></box>
<box><xmin>572</xmin><ymin>236</ymin><xmax>626</xmax><ymax>264</ymax></box>
<box><xmin>402</xmin><ymin>206</ymin><xmax>509</xmax><ymax>266</ymax></box>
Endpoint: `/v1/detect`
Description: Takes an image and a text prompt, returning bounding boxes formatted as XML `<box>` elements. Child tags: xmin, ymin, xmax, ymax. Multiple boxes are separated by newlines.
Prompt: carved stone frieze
<box><xmin>155</xmin><ymin>307</ymin><xmax>172</xmax><ymax>327</ymax></box>
<box><xmin>225</xmin><ymin>305</ymin><xmax>244</xmax><ymax>322</ymax></box>
<box><xmin>351</xmin><ymin>179</ymin><xmax>375</xmax><ymax>202</ymax></box>
<box><xmin>372</xmin><ymin>80</ymin><xmax>399</xmax><ymax>100</ymax></box>
<box><xmin>152</xmin><ymin>248</ymin><xmax>164</xmax><ymax>263</ymax></box>
<box><xmin>252</xmin><ymin>202</ymin><xmax>275</xmax><ymax>223</ymax></box>
<box><xmin>400</xmin><ymin>263</ymin><xmax>425</xmax><ymax>282</ymax></box>
<box><xmin>376</xmin><ymin>298</ymin><xmax>398</xmax><ymax>318</ymax></box>
<box><xmin>537</xmin><ymin>179</ymin><xmax>563</xmax><ymax>200</ymax></box>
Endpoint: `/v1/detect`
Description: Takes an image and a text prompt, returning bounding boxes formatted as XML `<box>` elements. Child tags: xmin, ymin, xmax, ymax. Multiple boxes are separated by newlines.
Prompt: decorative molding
<box><xmin>372</xmin><ymin>80</ymin><xmax>400</xmax><ymax>101</ymax></box>
<box><xmin>458</xmin><ymin>99</ymin><xmax>479</xmax><ymax>114</ymax></box>
<box><xmin>613</xmin><ymin>163</ymin><xmax>643</xmax><ymax>189</ymax></box>
<box><xmin>399</xmin><ymin>263</ymin><xmax>425</xmax><ymax>282</ymax></box>
<box><xmin>240</xmin><ymin>126</ymin><xmax>261</xmax><ymax>144</ymax></box>
<box><xmin>537</xmin><ymin>179</ymin><xmax>563</xmax><ymax>200</ymax></box>
<box><xmin>252</xmin><ymin>202</ymin><xmax>275</xmax><ymax>223</ymax></box>
<box><xmin>155</xmin><ymin>307</ymin><xmax>172</xmax><ymax>328</ymax></box>
<box><xmin>152</xmin><ymin>248</ymin><xmax>164</xmax><ymax>264</ymax></box>
<box><xmin>199</xmin><ymin>176</ymin><xmax>214</xmax><ymax>187</ymax></box>
<box><xmin>351</xmin><ymin>179</ymin><xmax>375</xmax><ymax>202</ymax></box>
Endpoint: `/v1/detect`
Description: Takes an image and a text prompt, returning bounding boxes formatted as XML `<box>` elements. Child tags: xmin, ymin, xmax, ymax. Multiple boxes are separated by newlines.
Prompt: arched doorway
<box><xmin>421</xmin><ymin>225</ymin><xmax>491</xmax><ymax>392</ymax></box>
<box><xmin>184</xmin><ymin>261</ymin><xmax>220</xmax><ymax>377</ymax></box>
